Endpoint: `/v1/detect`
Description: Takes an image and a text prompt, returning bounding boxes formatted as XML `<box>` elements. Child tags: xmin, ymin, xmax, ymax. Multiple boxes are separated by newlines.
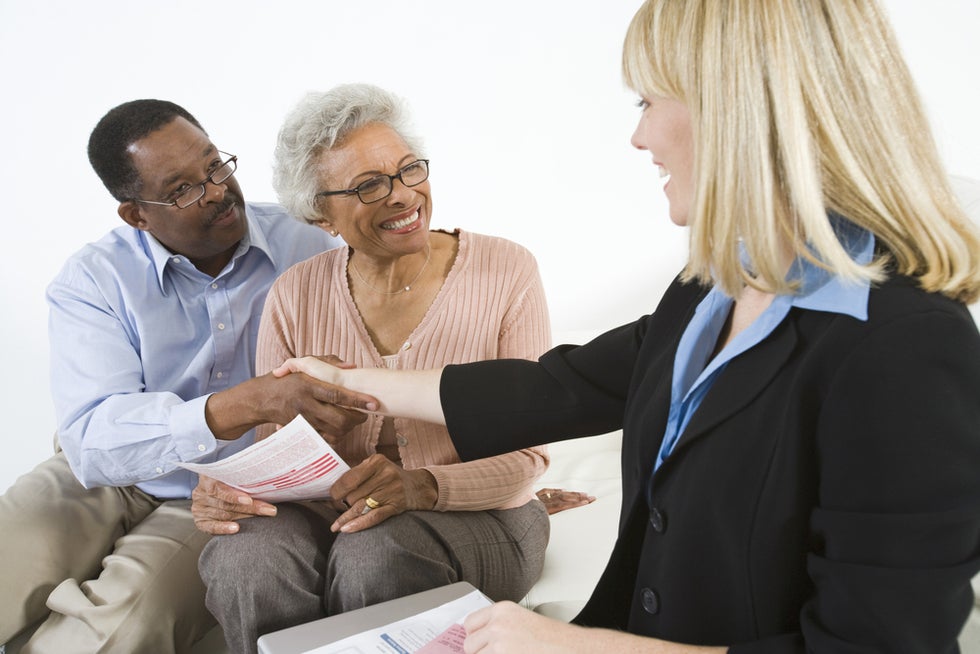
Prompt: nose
<box><xmin>199</xmin><ymin>178</ymin><xmax>228</xmax><ymax>204</ymax></box>
<box><xmin>385</xmin><ymin>176</ymin><xmax>417</xmax><ymax>205</ymax></box>
<box><xmin>630</xmin><ymin>121</ymin><xmax>647</xmax><ymax>151</ymax></box>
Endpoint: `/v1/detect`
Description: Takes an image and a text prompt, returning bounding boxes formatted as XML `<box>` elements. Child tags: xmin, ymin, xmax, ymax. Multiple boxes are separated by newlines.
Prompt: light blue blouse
<box><xmin>655</xmin><ymin>221</ymin><xmax>875</xmax><ymax>472</ymax></box>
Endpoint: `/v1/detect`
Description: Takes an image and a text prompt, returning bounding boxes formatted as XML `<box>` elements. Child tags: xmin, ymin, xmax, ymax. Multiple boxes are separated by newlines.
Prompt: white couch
<box><xmin>193</xmin><ymin>177</ymin><xmax>980</xmax><ymax>652</ymax></box>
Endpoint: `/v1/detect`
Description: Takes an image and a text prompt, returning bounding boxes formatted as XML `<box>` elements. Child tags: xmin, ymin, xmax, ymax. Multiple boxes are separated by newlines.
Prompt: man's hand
<box><xmin>204</xmin><ymin>355</ymin><xmax>379</xmax><ymax>443</ymax></box>
<box><xmin>328</xmin><ymin>454</ymin><xmax>439</xmax><ymax>534</ymax></box>
<box><xmin>191</xmin><ymin>475</ymin><xmax>277</xmax><ymax>534</ymax></box>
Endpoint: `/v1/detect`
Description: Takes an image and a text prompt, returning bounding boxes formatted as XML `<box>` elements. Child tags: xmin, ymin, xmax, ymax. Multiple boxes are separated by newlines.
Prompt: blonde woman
<box><xmin>276</xmin><ymin>0</ymin><xmax>980</xmax><ymax>651</ymax></box>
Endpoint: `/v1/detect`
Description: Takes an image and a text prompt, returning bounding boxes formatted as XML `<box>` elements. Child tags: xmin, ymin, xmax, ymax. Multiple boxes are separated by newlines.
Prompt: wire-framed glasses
<box><xmin>317</xmin><ymin>159</ymin><xmax>429</xmax><ymax>205</ymax></box>
<box><xmin>134</xmin><ymin>151</ymin><xmax>238</xmax><ymax>209</ymax></box>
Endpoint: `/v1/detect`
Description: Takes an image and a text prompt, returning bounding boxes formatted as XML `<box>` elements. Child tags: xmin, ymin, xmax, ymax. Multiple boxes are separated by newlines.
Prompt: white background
<box><xmin>1</xmin><ymin>1</ymin><xmax>978</xmax><ymax>493</ymax></box>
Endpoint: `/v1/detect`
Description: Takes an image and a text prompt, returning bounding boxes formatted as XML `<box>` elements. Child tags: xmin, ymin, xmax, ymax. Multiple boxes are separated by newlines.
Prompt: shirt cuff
<box><xmin>169</xmin><ymin>394</ymin><xmax>218</xmax><ymax>462</ymax></box>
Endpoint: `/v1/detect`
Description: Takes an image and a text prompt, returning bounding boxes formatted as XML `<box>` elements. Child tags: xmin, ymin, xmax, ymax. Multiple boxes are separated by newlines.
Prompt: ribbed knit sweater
<box><xmin>256</xmin><ymin>230</ymin><xmax>552</xmax><ymax>511</ymax></box>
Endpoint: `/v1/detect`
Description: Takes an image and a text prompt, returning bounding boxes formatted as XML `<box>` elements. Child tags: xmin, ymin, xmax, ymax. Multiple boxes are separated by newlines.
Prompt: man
<box><xmin>0</xmin><ymin>99</ymin><xmax>359</xmax><ymax>653</ymax></box>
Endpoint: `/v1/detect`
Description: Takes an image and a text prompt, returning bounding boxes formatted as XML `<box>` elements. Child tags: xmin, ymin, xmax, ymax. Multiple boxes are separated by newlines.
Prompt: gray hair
<box><xmin>273</xmin><ymin>83</ymin><xmax>425</xmax><ymax>223</ymax></box>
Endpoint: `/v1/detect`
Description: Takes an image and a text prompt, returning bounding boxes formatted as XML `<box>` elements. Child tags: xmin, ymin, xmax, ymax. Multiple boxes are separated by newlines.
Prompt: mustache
<box><xmin>206</xmin><ymin>194</ymin><xmax>240</xmax><ymax>225</ymax></box>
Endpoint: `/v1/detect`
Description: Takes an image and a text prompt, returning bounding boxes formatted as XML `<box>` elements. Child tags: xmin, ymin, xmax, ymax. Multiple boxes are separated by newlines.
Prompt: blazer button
<box><xmin>649</xmin><ymin>507</ymin><xmax>667</xmax><ymax>533</ymax></box>
<box><xmin>640</xmin><ymin>587</ymin><xmax>660</xmax><ymax>615</ymax></box>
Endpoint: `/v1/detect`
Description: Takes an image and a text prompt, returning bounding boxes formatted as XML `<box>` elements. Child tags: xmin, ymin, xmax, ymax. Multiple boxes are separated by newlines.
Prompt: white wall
<box><xmin>1</xmin><ymin>1</ymin><xmax>977</xmax><ymax>493</ymax></box>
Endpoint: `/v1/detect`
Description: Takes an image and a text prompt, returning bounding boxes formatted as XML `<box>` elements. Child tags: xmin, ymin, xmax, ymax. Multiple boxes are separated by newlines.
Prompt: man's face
<box><xmin>120</xmin><ymin>117</ymin><xmax>247</xmax><ymax>276</ymax></box>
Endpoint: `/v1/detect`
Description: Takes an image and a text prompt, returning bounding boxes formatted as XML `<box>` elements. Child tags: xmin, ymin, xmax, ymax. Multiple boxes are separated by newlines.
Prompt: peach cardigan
<box><xmin>256</xmin><ymin>230</ymin><xmax>552</xmax><ymax>511</ymax></box>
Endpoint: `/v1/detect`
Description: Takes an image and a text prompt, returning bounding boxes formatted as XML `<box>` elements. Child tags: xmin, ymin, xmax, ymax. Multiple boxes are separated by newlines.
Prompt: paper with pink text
<box><xmin>178</xmin><ymin>414</ymin><xmax>349</xmax><ymax>502</ymax></box>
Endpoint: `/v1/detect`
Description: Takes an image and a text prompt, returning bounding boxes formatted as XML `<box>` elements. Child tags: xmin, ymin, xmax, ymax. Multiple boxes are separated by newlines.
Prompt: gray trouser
<box><xmin>199</xmin><ymin>499</ymin><xmax>549</xmax><ymax>654</ymax></box>
<box><xmin>0</xmin><ymin>452</ymin><xmax>215</xmax><ymax>653</ymax></box>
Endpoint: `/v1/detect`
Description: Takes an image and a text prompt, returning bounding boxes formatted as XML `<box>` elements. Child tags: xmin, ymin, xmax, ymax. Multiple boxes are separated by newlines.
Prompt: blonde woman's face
<box><xmin>630</xmin><ymin>95</ymin><xmax>694</xmax><ymax>226</ymax></box>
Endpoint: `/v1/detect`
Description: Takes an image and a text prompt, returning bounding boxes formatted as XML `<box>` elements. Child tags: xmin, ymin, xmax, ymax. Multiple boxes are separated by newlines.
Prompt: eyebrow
<box><xmin>347</xmin><ymin>154</ymin><xmax>418</xmax><ymax>186</ymax></box>
<box><xmin>158</xmin><ymin>144</ymin><xmax>219</xmax><ymax>192</ymax></box>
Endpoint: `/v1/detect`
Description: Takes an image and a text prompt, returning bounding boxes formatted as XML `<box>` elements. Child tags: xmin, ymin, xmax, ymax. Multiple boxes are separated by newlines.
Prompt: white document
<box><xmin>178</xmin><ymin>414</ymin><xmax>350</xmax><ymax>502</ymax></box>
<box><xmin>303</xmin><ymin>590</ymin><xmax>492</xmax><ymax>654</ymax></box>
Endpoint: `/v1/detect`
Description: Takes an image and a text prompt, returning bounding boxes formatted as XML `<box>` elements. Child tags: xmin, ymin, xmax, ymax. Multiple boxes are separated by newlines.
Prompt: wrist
<box><xmin>407</xmin><ymin>468</ymin><xmax>439</xmax><ymax>510</ymax></box>
<box><xmin>204</xmin><ymin>379</ymin><xmax>263</xmax><ymax>440</ymax></box>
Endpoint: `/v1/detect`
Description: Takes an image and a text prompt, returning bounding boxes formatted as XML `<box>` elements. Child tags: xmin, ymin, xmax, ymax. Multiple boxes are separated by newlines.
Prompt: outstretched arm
<box><xmin>273</xmin><ymin>357</ymin><xmax>443</xmax><ymax>424</ymax></box>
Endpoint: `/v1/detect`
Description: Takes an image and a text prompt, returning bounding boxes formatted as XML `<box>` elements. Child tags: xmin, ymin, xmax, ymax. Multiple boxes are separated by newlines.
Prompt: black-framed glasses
<box><xmin>317</xmin><ymin>159</ymin><xmax>429</xmax><ymax>205</ymax></box>
<box><xmin>134</xmin><ymin>151</ymin><xmax>238</xmax><ymax>210</ymax></box>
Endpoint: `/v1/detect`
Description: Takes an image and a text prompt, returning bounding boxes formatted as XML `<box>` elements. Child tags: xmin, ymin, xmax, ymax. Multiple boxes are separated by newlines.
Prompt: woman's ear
<box><xmin>312</xmin><ymin>219</ymin><xmax>339</xmax><ymax>238</ymax></box>
<box><xmin>118</xmin><ymin>201</ymin><xmax>147</xmax><ymax>230</ymax></box>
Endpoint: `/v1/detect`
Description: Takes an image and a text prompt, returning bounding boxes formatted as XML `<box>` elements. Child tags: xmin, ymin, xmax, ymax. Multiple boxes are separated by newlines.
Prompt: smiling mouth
<box><xmin>381</xmin><ymin>210</ymin><xmax>420</xmax><ymax>231</ymax></box>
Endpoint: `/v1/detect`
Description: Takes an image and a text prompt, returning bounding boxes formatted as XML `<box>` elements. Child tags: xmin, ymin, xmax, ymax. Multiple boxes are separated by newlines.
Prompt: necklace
<box><xmin>349</xmin><ymin>245</ymin><xmax>432</xmax><ymax>295</ymax></box>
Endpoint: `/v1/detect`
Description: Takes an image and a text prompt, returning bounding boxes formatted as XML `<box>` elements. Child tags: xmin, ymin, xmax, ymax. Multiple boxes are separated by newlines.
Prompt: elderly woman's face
<box><xmin>630</xmin><ymin>95</ymin><xmax>694</xmax><ymax>226</ymax></box>
<box><xmin>316</xmin><ymin>122</ymin><xmax>432</xmax><ymax>259</ymax></box>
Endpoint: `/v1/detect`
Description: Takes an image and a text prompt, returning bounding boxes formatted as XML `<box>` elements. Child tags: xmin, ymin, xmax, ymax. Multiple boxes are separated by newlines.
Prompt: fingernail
<box><xmin>366</xmin><ymin>402</ymin><xmax>378</xmax><ymax>411</ymax></box>
<box><xmin>238</xmin><ymin>496</ymin><xmax>252</xmax><ymax>505</ymax></box>
<box><xmin>259</xmin><ymin>506</ymin><xmax>277</xmax><ymax>516</ymax></box>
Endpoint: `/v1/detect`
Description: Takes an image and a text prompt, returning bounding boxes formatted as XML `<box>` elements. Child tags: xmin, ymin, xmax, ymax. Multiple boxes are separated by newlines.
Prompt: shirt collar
<box><xmin>788</xmin><ymin>216</ymin><xmax>874</xmax><ymax>321</ymax></box>
<box><xmin>737</xmin><ymin>215</ymin><xmax>874</xmax><ymax>322</ymax></box>
<box><xmin>144</xmin><ymin>203</ymin><xmax>276</xmax><ymax>289</ymax></box>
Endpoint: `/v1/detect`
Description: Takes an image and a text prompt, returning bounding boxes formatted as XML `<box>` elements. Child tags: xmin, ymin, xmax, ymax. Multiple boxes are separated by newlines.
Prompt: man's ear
<box><xmin>118</xmin><ymin>201</ymin><xmax>147</xmax><ymax>230</ymax></box>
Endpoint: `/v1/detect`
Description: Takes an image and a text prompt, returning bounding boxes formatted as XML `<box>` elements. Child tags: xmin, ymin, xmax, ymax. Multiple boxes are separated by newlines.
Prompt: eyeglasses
<box><xmin>134</xmin><ymin>151</ymin><xmax>238</xmax><ymax>210</ymax></box>
<box><xmin>317</xmin><ymin>159</ymin><xmax>429</xmax><ymax>205</ymax></box>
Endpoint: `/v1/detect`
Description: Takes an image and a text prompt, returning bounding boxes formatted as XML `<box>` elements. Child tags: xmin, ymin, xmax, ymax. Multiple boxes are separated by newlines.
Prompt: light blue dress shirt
<box><xmin>47</xmin><ymin>202</ymin><xmax>342</xmax><ymax>498</ymax></box>
<box><xmin>655</xmin><ymin>220</ymin><xmax>875</xmax><ymax>473</ymax></box>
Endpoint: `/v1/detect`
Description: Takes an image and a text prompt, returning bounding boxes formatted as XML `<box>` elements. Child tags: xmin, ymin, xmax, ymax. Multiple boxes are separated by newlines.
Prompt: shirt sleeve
<box><xmin>47</xmin><ymin>268</ymin><xmax>217</xmax><ymax>488</ymax></box>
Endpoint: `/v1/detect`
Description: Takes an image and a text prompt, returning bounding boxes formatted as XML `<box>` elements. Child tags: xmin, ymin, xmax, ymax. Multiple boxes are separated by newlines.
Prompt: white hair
<box><xmin>273</xmin><ymin>83</ymin><xmax>425</xmax><ymax>223</ymax></box>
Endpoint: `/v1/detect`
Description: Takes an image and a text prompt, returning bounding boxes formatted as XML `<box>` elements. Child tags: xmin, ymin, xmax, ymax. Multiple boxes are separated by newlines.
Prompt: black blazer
<box><xmin>441</xmin><ymin>274</ymin><xmax>980</xmax><ymax>652</ymax></box>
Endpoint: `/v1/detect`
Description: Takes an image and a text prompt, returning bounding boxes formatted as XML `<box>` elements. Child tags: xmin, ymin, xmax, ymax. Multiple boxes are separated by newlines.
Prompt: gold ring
<box><xmin>365</xmin><ymin>496</ymin><xmax>380</xmax><ymax>510</ymax></box>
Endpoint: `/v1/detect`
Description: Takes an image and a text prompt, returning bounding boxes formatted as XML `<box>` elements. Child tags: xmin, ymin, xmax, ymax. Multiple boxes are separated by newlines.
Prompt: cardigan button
<box><xmin>640</xmin><ymin>587</ymin><xmax>660</xmax><ymax>615</ymax></box>
<box><xmin>649</xmin><ymin>507</ymin><xmax>667</xmax><ymax>533</ymax></box>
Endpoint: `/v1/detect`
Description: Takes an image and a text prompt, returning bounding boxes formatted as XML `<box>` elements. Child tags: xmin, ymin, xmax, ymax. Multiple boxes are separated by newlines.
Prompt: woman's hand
<box><xmin>536</xmin><ymin>488</ymin><xmax>596</xmax><ymax>515</ymax></box>
<box><xmin>191</xmin><ymin>475</ymin><xmax>277</xmax><ymax>534</ymax></box>
<box><xmin>463</xmin><ymin>602</ymin><xmax>585</xmax><ymax>653</ymax></box>
<box><xmin>463</xmin><ymin>601</ymin><xmax>726</xmax><ymax>653</ymax></box>
<box><xmin>328</xmin><ymin>453</ymin><xmax>438</xmax><ymax>533</ymax></box>
<box><xmin>272</xmin><ymin>356</ymin><xmax>379</xmax><ymax>412</ymax></box>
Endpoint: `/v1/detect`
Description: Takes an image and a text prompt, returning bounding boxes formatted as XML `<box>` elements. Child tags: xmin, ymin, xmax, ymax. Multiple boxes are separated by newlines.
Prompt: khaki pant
<box><xmin>0</xmin><ymin>453</ymin><xmax>215</xmax><ymax>653</ymax></box>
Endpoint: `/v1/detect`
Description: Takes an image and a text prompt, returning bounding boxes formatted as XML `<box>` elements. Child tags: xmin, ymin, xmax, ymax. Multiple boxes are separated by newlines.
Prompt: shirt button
<box><xmin>197</xmin><ymin>444</ymin><xmax>206</xmax><ymax>452</ymax></box>
<box><xmin>640</xmin><ymin>587</ymin><xmax>660</xmax><ymax>615</ymax></box>
<box><xmin>216</xmin><ymin>372</ymin><xmax>223</xmax><ymax>379</ymax></box>
<box><xmin>649</xmin><ymin>507</ymin><xmax>667</xmax><ymax>533</ymax></box>
<box><xmin>401</xmin><ymin>341</ymin><xmax>411</xmax><ymax>351</ymax></box>
<box><xmin>396</xmin><ymin>434</ymin><xmax>409</xmax><ymax>447</ymax></box>
<box><xmin>211</xmin><ymin>283</ymin><xmax>219</xmax><ymax>289</ymax></box>
<box><xmin>155</xmin><ymin>467</ymin><xmax>163</xmax><ymax>474</ymax></box>
<box><xmin>217</xmin><ymin>323</ymin><xmax>225</xmax><ymax>330</ymax></box>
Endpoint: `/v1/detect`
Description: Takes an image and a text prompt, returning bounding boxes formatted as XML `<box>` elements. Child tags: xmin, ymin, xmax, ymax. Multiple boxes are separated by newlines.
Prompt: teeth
<box><xmin>657</xmin><ymin>165</ymin><xmax>670</xmax><ymax>179</ymax></box>
<box><xmin>381</xmin><ymin>210</ymin><xmax>419</xmax><ymax>230</ymax></box>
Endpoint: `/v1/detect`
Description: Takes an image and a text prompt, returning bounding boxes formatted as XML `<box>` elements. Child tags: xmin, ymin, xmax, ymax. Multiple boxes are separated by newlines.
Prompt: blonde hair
<box><xmin>623</xmin><ymin>0</ymin><xmax>980</xmax><ymax>303</ymax></box>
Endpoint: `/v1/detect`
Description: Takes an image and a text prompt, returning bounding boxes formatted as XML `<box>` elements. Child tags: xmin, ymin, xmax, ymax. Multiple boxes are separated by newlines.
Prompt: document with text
<box><xmin>303</xmin><ymin>590</ymin><xmax>492</xmax><ymax>654</ymax></box>
<box><xmin>178</xmin><ymin>414</ymin><xmax>349</xmax><ymax>502</ymax></box>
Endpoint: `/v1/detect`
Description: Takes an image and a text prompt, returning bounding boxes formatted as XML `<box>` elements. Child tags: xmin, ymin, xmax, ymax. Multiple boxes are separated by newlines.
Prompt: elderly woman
<box><xmin>191</xmin><ymin>84</ymin><xmax>553</xmax><ymax>654</ymax></box>
<box><xmin>276</xmin><ymin>1</ymin><xmax>980</xmax><ymax>652</ymax></box>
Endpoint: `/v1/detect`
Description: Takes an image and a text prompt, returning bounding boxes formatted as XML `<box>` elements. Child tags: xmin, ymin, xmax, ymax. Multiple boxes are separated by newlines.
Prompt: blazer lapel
<box><xmin>660</xmin><ymin>316</ymin><xmax>799</xmax><ymax>469</ymax></box>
